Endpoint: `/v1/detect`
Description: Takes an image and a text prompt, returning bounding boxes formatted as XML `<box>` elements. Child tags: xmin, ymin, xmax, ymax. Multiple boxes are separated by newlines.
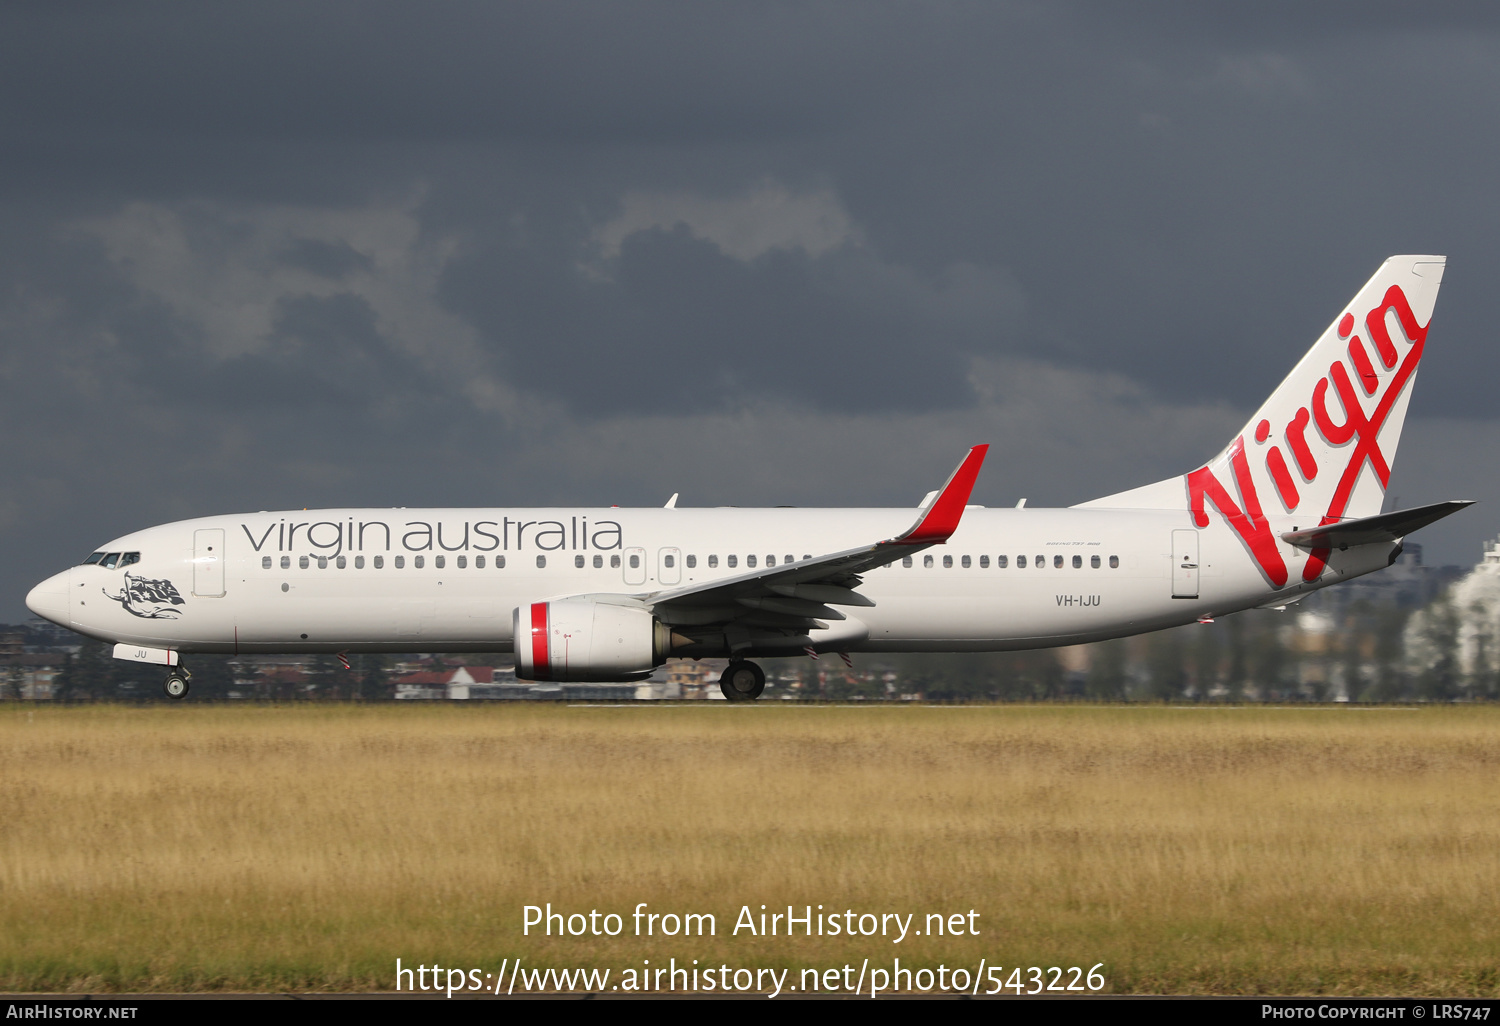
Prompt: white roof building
<box><xmin>1403</xmin><ymin>535</ymin><xmax>1500</xmax><ymax>690</ymax></box>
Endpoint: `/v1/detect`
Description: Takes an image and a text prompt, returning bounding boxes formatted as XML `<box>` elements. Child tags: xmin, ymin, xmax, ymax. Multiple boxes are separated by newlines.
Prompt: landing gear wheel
<box><xmin>163</xmin><ymin>673</ymin><xmax>189</xmax><ymax>700</ymax></box>
<box><xmin>719</xmin><ymin>660</ymin><xmax>765</xmax><ymax>701</ymax></box>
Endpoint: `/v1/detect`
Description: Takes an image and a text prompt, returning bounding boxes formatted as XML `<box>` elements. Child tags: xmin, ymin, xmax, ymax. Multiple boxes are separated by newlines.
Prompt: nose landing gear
<box><xmin>163</xmin><ymin>667</ymin><xmax>191</xmax><ymax>700</ymax></box>
<box><xmin>719</xmin><ymin>660</ymin><xmax>765</xmax><ymax>701</ymax></box>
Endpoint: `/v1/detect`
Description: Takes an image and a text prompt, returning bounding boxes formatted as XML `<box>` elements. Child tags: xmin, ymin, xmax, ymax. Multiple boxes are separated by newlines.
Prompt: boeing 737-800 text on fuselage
<box><xmin>25</xmin><ymin>256</ymin><xmax>1471</xmax><ymax>699</ymax></box>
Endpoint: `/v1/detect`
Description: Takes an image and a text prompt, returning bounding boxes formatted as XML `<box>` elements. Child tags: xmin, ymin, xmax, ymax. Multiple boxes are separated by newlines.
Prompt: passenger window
<box><xmin>923</xmin><ymin>555</ymin><xmax>934</xmax><ymax>568</ymax></box>
<box><xmin>395</xmin><ymin>556</ymin><xmax>405</xmax><ymax>568</ymax></box>
<box><xmin>475</xmin><ymin>556</ymin><xmax>484</xmax><ymax>569</ymax></box>
<box><xmin>728</xmin><ymin>555</ymin><xmax>738</xmax><ymax>568</ymax></box>
<box><xmin>1053</xmin><ymin>555</ymin><xmax>1063</xmax><ymax>568</ymax></box>
<box><xmin>1109</xmin><ymin>555</ymin><xmax>1119</xmax><ymax>568</ymax></box>
<box><xmin>943</xmin><ymin>555</ymin><xmax>953</xmax><ymax>568</ymax></box>
<box><xmin>686</xmin><ymin>555</ymin><xmax>696</xmax><ymax>569</ymax></box>
<box><xmin>318</xmin><ymin>556</ymin><xmax>328</xmax><ymax>569</ymax></box>
<box><xmin>803</xmin><ymin>554</ymin><xmax>811</xmax><ymax>561</ymax></box>
<box><xmin>962</xmin><ymin>555</ymin><xmax>971</xmax><ymax>568</ymax></box>
<box><xmin>1035</xmin><ymin>555</ymin><xmax>1044</xmax><ymax>568</ymax></box>
<box><xmin>355</xmin><ymin>555</ymin><xmax>365</xmax><ymax>569</ymax></box>
<box><xmin>262</xmin><ymin>556</ymin><xmax>272</xmax><ymax>569</ymax></box>
<box><xmin>536</xmin><ymin>555</ymin><xmax>546</xmax><ymax>568</ymax></box>
<box><xmin>281</xmin><ymin>555</ymin><xmax>290</xmax><ymax>569</ymax></box>
<box><xmin>592</xmin><ymin>555</ymin><xmax>602</xmax><ymax>568</ymax></box>
<box><xmin>708</xmin><ymin>555</ymin><xmax>718</xmax><ymax>568</ymax></box>
<box><xmin>747</xmin><ymin>555</ymin><xmax>757</xmax><ymax>568</ymax></box>
<box><xmin>434</xmin><ymin>555</ymin><xmax>445</xmax><ymax>569</ymax></box>
<box><xmin>902</xmin><ymin>556</ymin><xmax>912</xmax><ymax>568</ymax></box>
<box><xmin>101</xmin><ymin>553</ymin><xmax>121</xmax><ymax>569</ymax></box>
<box><xmin>299</xmin><ymin>556</ymin><xmax>310</xmax><ymax>569</ymax></box>
<box><xmin>765</xmin><ymin>555</ymin><xmax>774</xmax><ymax>567</ymax></box>
<box><xmin>457</xmin><ymin>556</ymin><xmax>467</xmax><ymax>568</ymax></box>
<box><xmin>414</xmin><ymin>555</ymin><xmax>424</xmax><ymax>569</ymax></box>
<box><xmin>1072</xmin><ymin>555</ymin><xmax>1082</xmax><ymax>568</ymax></box>
<box><xmin>787</xmin><ymin>555</ymin><xmax>795</xmax><ymax>565</ymax></box>
<box><xmin>374</xmin><ymin>556</ymin><xmax>385</xmax><ymax>569</ymax></box>
<box><xmin>664</xmin><ymin>554</ymin><xmax>675</xmax><ymax>568</ymax></box>
<box><xmin>994</xmin><ymin>555</ymin><xmax>1005</xmax><ymax>568</ymax></box>
<box><xmin>83</xmin><ymin>552</ymin><xmax>104</xmax><ymax>565</ymax></box>
<box><xmin>496</xmin><ymin>555</ymin><xmax>506</xmax><ymax>569</ymax></box>
<box><xmin>574</xmin><ymin>555</ymin><xmax>584</xmax><ymax>568</ymax></box>
<box><xmin>1016</xmin><ymin>555</ymin><xmax>1026</xmax><ymax>568</ymax></box>
<box><xmin>610</xmin><ymin>555</ymin><xmax>619</xmax><ymax>569</ymax></box>
<box><xmin>1091</xmin><ymin>555</ymin><xmax>1100</xmax><ymax>569</ymax></box>
<box><xmin>336</xmin><ymin>555</ymin><xmax>347</xmax><ymax>569</ymax></box>
<box><xmin>120</xmin><ymin>553</ymin><xmax>140</xmax><ymax>567</ymax></box>
<box><xmin>629</xmin><ymin>554</ymin><xmax>640</xmax><ymax>569</ymax></box>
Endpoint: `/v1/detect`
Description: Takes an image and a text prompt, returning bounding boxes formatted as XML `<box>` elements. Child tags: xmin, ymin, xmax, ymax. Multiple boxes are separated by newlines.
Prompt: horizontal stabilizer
<box><xmin>1281</xmin><ymin>500</ymin><xmax>1474</xmax><ymax>550</ymax></box>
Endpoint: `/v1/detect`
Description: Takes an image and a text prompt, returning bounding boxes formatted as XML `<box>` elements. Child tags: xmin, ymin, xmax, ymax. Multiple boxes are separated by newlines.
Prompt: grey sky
<box><xmin>2</xmin><ymin>2</ymin><xmax>1498</xmax><ymax>619</ymax></box>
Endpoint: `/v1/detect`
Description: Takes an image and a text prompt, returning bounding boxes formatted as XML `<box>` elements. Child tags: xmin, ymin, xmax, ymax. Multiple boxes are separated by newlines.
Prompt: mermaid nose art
<box><xmin>25</xmin><ymin>569</ymin><xmax>70</xmax><ymax>627</ymax></box>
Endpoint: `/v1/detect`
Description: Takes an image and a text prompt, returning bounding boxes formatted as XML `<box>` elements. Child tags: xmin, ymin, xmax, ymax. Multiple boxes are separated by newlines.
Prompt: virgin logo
<box><xmin>1187</xmin><ymin>285</ymin><xmax>1430</xmax><ymax>588</ymax></box>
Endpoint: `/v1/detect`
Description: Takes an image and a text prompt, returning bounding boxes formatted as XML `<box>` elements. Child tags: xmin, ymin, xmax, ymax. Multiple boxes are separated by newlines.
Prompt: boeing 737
<box><xmin>24</xmin><ymin>255</ymin><xmax>1471</xmax><ymax>700</ymax></box>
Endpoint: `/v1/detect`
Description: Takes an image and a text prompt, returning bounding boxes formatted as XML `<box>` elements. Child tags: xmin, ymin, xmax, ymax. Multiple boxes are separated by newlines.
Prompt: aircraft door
<box><xmin>623</xmin><ymin>546</ymin><xmax>647</xmax><ymax>586</ymax></box>
<box><xmin>194</xmin><ymin>528</ymin><xmax>226</xmax><ymax>597</ymax></box>
<box><xmin>1171</xmin><ymin>529</ymin><xmax>1199</xmax><ymax>599</ymax></box>
<box><xmin>658</xmin><ymin>547</ymin><xmax>681</xmax><ymax>585</ymax></box>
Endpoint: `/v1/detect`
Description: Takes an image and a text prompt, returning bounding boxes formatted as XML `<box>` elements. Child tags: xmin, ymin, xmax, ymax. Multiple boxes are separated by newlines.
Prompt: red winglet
<box><xmin>897</xmin><ymin>444</ymin><xmax>989</xmax><ymax>545</ymax></box>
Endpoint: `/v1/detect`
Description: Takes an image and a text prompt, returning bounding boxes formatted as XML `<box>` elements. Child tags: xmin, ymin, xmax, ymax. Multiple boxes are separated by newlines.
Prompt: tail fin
<box><xmin>1078</xmin><ymin>255</ymin><xmax>1445</xmax><ymax>579</ymax></box>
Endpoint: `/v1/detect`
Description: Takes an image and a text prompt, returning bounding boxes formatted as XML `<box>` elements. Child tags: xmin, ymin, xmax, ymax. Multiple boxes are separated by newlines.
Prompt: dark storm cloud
<box><xmin>0</xmin><ymin>3</ymin><xmax>849</xmax><ymax>146</ymax></box>
<box><xmin>442</xmin><ymin>225</ymin><xmax>997</xmax><ymax>413</ymax></box>
<box><xmin>2</xmin><ymin>2</ymin><xmax>1500</xmax><ymax>616</ymax></box>
<box><xmin>276</xmin><ymin>239</ymin><xmax>375</xmax><ymax>280</ymax></box>
<box><xmin>217</xmin><ymin>292</ymin><xmax>436</xmax><ymax>414</ymax></box>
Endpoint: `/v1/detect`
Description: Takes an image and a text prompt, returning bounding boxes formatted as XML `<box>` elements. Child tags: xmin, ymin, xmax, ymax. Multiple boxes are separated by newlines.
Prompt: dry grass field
<box><xmin>1</xmin><ymin>702</ymin><xmax>1498</xmax><ymax>995</ymax></box>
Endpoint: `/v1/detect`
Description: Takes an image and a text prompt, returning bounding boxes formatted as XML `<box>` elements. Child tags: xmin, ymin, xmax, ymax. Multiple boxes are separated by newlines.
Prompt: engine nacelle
<box><xmin>514</xmin><ymin>598</ymin><xmax>669</xmax><ymax>682</ymax></box>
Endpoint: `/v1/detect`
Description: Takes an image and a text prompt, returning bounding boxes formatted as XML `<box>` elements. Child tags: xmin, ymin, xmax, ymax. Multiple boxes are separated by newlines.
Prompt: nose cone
<box><xmin>25</xmin><ymin>570</ymin><xmax>70</xmax><ymax>627</ymax></box>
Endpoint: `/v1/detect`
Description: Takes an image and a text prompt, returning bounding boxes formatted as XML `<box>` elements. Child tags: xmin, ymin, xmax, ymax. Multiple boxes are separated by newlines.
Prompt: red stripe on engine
<box><xmin>530</xmin><ymin>602</ymin><xmax>550</xmax><ymax>680</ymax></box>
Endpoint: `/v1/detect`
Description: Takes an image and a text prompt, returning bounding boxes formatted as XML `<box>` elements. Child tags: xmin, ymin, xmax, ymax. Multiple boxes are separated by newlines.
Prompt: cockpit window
<box><xmin>88</xmin><ymin>552</ymin><xmax>140</xmax><ymax>569</ymax></box>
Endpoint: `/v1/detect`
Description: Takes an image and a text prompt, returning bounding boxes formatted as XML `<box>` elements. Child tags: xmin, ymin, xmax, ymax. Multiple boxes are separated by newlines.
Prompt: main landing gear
<box><xmin>163</xmin><ymin>666</ymin><xmax>191</xmax><ymax>700</ymax></box>
<box><xmin>719</xmin><ymin>660</ymin><xmax>765</xmax><ymax>702</ymax></box>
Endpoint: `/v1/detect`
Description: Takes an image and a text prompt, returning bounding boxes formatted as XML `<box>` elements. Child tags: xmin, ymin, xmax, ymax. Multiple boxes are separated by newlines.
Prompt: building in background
<box><xmin>1404</xmin><ymin>535</ymin><xmax>1500</xmax><ymax>698</ymax></box>
<box><xmin>662</xmin><ymin>658</ymin><xmax>722</xmax><ymax>699</ymax></box>
<box><xmin>0</xmin><ymin>652</ymin><xmax>63</xmax><ymax>699</ymax></box>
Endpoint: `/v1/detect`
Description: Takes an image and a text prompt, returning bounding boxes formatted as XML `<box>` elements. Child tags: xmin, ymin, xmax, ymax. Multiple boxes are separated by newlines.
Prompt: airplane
<box><xmin>24</xmin><ymin>255</ymin><xmax>1471</xmax><ymax>701</ymax></box>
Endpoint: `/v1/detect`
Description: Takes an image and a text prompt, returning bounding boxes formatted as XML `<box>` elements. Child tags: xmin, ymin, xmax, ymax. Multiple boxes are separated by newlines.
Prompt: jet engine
<box><xmin>513</xmin><ymin>598</ymin><xmax>671</xmax><ymax>682</ymax></box>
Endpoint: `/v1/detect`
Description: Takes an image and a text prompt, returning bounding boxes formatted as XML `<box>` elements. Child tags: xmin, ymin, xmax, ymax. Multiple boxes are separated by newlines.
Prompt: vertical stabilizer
<box><xmin>1077</xmin><ymin>255</ymin><xmax>1445</xmax><ymax>585</ymax></box>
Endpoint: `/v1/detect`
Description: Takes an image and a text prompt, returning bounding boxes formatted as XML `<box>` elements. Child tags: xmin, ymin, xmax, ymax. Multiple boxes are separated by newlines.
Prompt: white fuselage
<box><xmin>29</xmin><ymin>504</ymin><xmax>1392</xmax><ymax>658</ymax></box>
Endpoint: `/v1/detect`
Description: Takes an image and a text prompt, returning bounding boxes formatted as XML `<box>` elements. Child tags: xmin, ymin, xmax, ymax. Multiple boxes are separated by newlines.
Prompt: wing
<box><xmin>647</xmin><ymin>445</ymin><xmax>988</xmax><ymax>648</ymax></box>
